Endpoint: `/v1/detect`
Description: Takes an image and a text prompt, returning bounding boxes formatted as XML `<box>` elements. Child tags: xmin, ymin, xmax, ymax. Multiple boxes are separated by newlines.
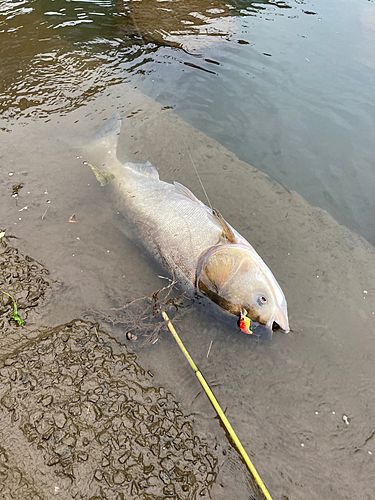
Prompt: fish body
<box><xmin>86</xmin><ymin>117</ymin><xmax>289</xmax><ymax>332</ymax></box>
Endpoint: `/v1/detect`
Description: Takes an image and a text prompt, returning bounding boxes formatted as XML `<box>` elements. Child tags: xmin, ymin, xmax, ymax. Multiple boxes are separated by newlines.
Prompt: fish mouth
<box><xmin>272</xmin><ymin>321</ymin><xmax>286</xmax><ymax>332</ymax></box>
<box><xmin>268</xmin><ymin>304</ymin><xmax>290</xmax><ymax>333</ymax></box>
<box><xmin>264</xmin><ymin>298</ymin><xmax>290</xmax><ymax>332</ymax></box>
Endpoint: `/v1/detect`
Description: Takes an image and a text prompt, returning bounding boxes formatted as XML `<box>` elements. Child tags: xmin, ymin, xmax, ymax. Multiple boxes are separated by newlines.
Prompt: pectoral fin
<box><xmin>212</xmin><ymin>209</ymin><xmax>236</xmax><ymax>243</ymax></box>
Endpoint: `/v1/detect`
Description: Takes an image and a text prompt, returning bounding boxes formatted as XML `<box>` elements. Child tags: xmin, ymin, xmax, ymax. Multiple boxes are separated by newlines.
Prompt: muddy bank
<box><xmin>0</xmin><ymin>234</ymin><xmax>51</xmax><ymax>353</ymax></box>
<box><xmin>0</xmin><ymin>319</ymin><xmax>219</xmax><ymax>499</ymax></box>
<box><xmin>0</xmin><ymin>239</ymin><xmax>255</xmax><ymax>499</ymax></box>
<box><xmin>1</xmin><ymin>83</ymin><xmax>375</xmax><ymax>498</ymax></box>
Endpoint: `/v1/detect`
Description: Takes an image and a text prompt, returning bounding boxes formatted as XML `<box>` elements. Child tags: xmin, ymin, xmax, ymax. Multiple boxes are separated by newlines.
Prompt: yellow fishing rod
<box><xmin>162</xmin><ymin>311</ymin><xmax>273</xmax><ymax>500</ymax></box>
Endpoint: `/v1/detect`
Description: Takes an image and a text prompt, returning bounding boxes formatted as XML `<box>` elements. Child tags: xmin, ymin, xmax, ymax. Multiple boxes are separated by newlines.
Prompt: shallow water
<box><xmin>1</xmin><ymin>0</ymin><xmax>375</xmax><ymax>243</ymax></box>
<box><xmin>1</xmin><ymin>1</ymin><xmax>375</xmax><ymax>499</ymax></box>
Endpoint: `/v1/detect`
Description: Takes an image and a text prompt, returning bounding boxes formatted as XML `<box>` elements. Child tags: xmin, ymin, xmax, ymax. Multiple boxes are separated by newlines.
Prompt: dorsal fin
<box><xmin>124</xmin><ymin>161</ymin><xmax>159</xmax><ymax>180</ymax></box>
<box><xmin>173</xmin><ymin>181</ymin><xmax>203</xmax><ymax>204</ymax></box>
<box><xmin>173</xmin><ymin>181</ymin><xmax>237</xmax><ymax>243</ymax></box>
<box><xmin>211</xmin><ymin>208</ymin><xmax>236</xmax><ymax>243</ymax></box>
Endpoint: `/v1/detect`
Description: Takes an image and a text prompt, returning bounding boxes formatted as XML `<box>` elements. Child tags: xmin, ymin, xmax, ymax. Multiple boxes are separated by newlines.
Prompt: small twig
<box><xmin>157</xmin><ymin>275</ymin><xmax>174</xmax><ymax>282</ymax></box>
<box><xmin>206</xmin><ymin>340</ymin><xmax>213</xmax><ymax>359</ymax></box>
<box><xmin>41</xmin><ymin>205</ymin><xmax>49</xmax><ymax>220</ymax></box>
<box><xmin>110</xmin><ymin>295</ymin><xmax>149</xmax><ymax>311</ymax></box>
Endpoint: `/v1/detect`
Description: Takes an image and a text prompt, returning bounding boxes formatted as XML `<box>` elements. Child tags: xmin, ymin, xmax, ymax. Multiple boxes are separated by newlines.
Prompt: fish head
<box><xmin>196</xmin><ymin>243</ymin><xmax>289</xmax><ymax>332</ymax></box>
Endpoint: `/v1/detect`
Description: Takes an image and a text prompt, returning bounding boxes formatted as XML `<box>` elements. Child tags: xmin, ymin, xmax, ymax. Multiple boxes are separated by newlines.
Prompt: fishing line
<box><xmin>162</xmin><ymin>311</ymin><xmax>273</xmax><ymax>500</ymax></box>
<box><xmin>182</xmin><ymin>137</ymin><xmax>213</xmax><ymax>210</ymax></box>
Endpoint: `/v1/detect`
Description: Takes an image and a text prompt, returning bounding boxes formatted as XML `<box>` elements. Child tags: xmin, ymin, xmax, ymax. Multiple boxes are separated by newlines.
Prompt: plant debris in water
<box><xmin>11</xmin><ymin>183</ymin><xmax>24</xmax><ymax>197</ymax></box>
<box><xmin>91</xmin><ymin>275</ymin><xmax>193</xmax><ymax>346</ymax></box>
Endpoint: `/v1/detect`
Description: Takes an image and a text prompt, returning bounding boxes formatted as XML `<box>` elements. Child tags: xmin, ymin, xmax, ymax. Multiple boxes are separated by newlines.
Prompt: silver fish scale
<box><xmin>121</xmin><ymin>175</ymin><xmax>222</xmax><ymax>284</ymax></box>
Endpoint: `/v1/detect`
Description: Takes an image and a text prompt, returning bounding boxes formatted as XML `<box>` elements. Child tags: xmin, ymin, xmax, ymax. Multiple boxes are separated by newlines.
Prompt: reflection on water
<box><xmin>0</xmin><ymin>0</ymin><xmax>295</xmax><ymax>119</ymax></box>
<box><xmin>1</xmin><ymin>0</ymin><xmax>375</xmax><ymax>244</ymax></box>
<box><xmin>0</xmin><ymin>0</ymin><xmax>129</xmax><ymax>118</ymax></box>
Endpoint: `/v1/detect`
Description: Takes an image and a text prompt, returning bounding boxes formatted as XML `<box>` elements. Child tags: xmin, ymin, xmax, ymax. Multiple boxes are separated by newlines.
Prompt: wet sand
<box><xmin>1</xmin><ymin>83</ymin><xmax>375</xmax><ymax>499</ymax></box>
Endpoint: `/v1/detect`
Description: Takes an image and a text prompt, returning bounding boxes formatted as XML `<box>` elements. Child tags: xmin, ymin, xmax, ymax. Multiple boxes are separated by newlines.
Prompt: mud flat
<box><xmin>1</xmin><ymin>83</ymin><xmax>375</xmax><ymax>499</ymax></box>
<box><xmin>0</xmin><ymin>239</ymin><xmax>235</xmax><ymax>499</ymax></box>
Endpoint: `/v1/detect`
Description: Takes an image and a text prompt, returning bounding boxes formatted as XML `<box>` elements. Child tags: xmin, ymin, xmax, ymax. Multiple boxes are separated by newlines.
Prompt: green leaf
<box><xmin>11</xmin><ymin>310</ymin><xmax>25</xmax><ymax>327</ymax></box>
<box><xmin>0</xmin><ymin>288</ymin><xmax>25</xmax><ymax>327</ymax></box>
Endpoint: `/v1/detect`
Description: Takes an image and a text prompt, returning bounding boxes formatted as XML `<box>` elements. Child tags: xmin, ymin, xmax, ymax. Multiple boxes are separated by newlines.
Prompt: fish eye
<box><xmin>258</xmin><ymin>295</ymin><xmax>267</xmax><ymax>306</ymax></box>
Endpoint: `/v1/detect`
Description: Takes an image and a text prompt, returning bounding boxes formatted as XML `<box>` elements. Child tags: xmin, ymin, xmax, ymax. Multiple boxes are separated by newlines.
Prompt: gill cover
<box><xmin>196</xmin><ymin>243</ymin><xmax>290</xmax><ymax>331</ymax></box>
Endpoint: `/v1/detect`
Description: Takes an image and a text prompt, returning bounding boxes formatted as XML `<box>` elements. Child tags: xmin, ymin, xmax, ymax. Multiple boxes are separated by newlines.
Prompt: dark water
<box><xmin>1</xmin><ymin>1</ymin><xmax>375</xmax><ymax>499</ymax></box>
<box><xmin>1</xmin><ymin>0</ymin><xmax>375</xmax><ymax>243</ymax></box>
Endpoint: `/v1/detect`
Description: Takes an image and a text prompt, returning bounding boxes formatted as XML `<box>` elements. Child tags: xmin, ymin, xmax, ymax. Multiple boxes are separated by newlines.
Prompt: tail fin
<box><xmin>84</xmin><ymin>114</ymin><xmax>122</xmax><ymax>185</ymax></box>
<box><xmin>84</xmin><ymin>115</ymin><xmax>161</xmax><ymax>186</ymax></box>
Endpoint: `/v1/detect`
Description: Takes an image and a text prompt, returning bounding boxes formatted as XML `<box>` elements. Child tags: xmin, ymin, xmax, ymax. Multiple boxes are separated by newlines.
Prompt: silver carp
<box><xmin>86</xmin><ymin>117</ymin><xmax>289</xmax><ymax>332</ymax></box>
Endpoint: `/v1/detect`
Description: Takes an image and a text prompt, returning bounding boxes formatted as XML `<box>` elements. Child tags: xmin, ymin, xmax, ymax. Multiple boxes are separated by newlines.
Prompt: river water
<box><xmin>1</xmin><ymin>1</ymin><xmax>375</xmax><ymax>499</ymax></box>
<box><xmin>1</xmin><ymin>0</ymin><xmax>375</xmax><ymax>243</ymax></box>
